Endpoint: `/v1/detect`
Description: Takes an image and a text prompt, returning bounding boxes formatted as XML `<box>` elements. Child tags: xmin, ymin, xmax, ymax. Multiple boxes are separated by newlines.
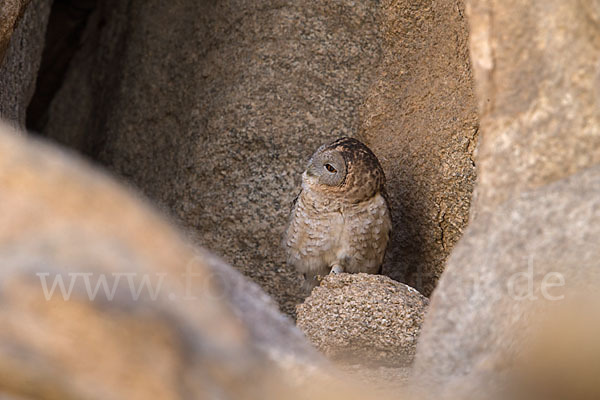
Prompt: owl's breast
<box><xmin>284</xmin><ymin>192</ymin><xmax>344</xmax><ymax>272</ymax></box>
<box><xmin>284</xmin><ymin>189</ymin><xmax>390</xmax><ymax>275</ymax></box>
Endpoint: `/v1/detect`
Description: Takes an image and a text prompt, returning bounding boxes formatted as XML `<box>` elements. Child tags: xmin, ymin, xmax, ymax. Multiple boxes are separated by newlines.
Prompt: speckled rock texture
<box><xmin>44</xmin><ymin>0</ymin><xmax>383</xmax><ymax>317</ymax></box>
<box><xmin>297</xmin><ymin>273</ymin><xmax>428</xmax><ymax>366</ymax></box>
<box><xmin>0</xmin><ymin>122</ymin><xmax>333</xmax><ymax>399</ymax></box>
<box><xmin>414</xmin><ymin>166</ymin><xmax>600</xmax><ymax>400</ymax></box>
<box><xmin>359</xmin><ymin>0</ymin><xmax>479</xmax><ymax>297</ymax></box>
<box><xmin>467</xmin><ymin>0</ymin><xmax>600</xmax><ymax>215</ymax></box>
<box><xmin>413</xmin><ymin>0</ymin><xmax>600</xmax><ymax>398</ymax></box>
<box><xmin>0</xmin><ymin>0</ymin><xmax>51</xmax><ymax>127</ymax></box>
<box><xmin>0</xmin><ymin>0</ymin><xmax>30</xmax><ymax>61</ymax></box>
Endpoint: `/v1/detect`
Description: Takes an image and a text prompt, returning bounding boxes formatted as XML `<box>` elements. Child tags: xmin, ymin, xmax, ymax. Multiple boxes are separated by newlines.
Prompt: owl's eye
<box><xmin>324</xmin><ymin>163</ymin><xmax>337</xmax><ymax>173</ymax></box>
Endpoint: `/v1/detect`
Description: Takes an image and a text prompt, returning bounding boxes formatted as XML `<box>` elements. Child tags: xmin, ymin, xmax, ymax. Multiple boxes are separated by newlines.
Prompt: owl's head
<box><xmin>305</xmin><ymin>144</ymin><xmax>347</xmax><ymax>186</ymax></box>
<box><xmin>303</xmin><ymin>137</ymin><xmax>385</xmax><ymax>202</ymax></box>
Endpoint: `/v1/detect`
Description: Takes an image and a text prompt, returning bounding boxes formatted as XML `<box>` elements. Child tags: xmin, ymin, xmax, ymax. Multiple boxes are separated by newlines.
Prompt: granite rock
<box><xmin>0</xmin><ymin>0</ymin><xmax>51</xmax><ymax>127</ymax></box>
<box><xmin>44</xmin><ymin>0</ymin><xmax>383</xmax><ymax>317</ymax></box>
<box><xmin>414</xmin><ymin>166</ymin><xmax>600</xmax><ymax>399</ymax></box>
<box><xmin>0</xmin><ymin>0</ymin><xmax>30</xmax><ymax>62</ymax></box>
<box><xmin>359</xmin><ymin>0</ymin><xmax>479</xmax><ymax>297</ymax></box>
<box><xmin>413</xmin><ymin>0</ymin><xmax>600</xmax><ymax>397</ymax></box>
<box><xmin>467</xmin><ymin>0</ymin><xmax>600</xmax><ymax>214</ymax></box>
<box><xmin>41</xmin><ymin>0</ymin><xmax>482</xmax><ymax>311</ymax></box>
<box><xmin>0</xmin><ymin>121</ymin><xmax>329</xmax><ymax>399</ymax></box>
<box><xmin>297</xmin><ymin>273</ymin><xmax>428</xmax><ymax>366</ymax></box>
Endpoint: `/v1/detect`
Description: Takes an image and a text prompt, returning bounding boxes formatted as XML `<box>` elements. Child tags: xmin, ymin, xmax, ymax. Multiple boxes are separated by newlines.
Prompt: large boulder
<box><xmin>413</xmin><ymin>0</ymin><xmax>600</xmax><ymax>397</ymax></box>
<box><xmin>0</xmin><ymin>0</ymin><xmax>51</xmax><ymax>126</ymax></box>
<box><xmin>359</xmin><ymin>0</ymin><xmax>479</xmax><ymax>296</ymax></box>
<box><xmin>41</xmin><ymin>0</ymin><xmax>482</xmax><ymax>311</ymax></box>
<box><xmin>467</xmin><ymin>0</ymin><xmax>600</xmax><ymax>214</ymax></box>
<box><xmin>297</xmin><ymin>273</ymin><xmax>428</xmax><ymax>367</ymax></box>
<box><xmin>414</xmin><ymin>166</ymin><xmax>600</xmax><ymax>398</ymax></box>
<box><xmin>43</xmin><ymin>0</ymin><xmax>383</xmax><ymax>316</ymax></box>
<box><xmin>0</xmin><ymin>121</ymin><xmax>331</xmax><ymax>399</ymax></box>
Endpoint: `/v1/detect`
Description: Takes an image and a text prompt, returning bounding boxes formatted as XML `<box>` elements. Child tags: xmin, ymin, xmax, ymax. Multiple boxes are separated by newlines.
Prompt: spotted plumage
<box><xmin>283</xmin><ymin>137</ymin><xmax>392</xmax><ymax>292</ymax></box>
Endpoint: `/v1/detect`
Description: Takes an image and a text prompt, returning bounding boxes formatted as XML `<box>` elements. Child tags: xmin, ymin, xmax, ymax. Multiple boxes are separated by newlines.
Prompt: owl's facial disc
<box><xmin>305</xmin><ymin>150</ymin><xmax>346</xmax><ymax>187</ymax></box>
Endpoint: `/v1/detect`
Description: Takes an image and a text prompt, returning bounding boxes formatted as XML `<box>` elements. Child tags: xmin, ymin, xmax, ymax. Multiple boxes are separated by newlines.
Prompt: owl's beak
<box><xmin>302</xmin><ymin>170</ymin><xmax>318</xmax><ymax>185</ymax></box>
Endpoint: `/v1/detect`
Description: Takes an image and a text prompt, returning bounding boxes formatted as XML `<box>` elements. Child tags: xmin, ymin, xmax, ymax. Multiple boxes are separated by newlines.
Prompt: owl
<box><xmin>283</xmin><ymin>137</ymin><xmax>392</xmax><ymax>292</ymax></box>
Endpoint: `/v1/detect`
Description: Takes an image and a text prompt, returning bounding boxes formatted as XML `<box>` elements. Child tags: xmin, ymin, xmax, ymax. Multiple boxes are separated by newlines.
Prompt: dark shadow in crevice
<box><xmin>26</xmin><ymin>0</ymin><xmax>98</xmax><ymax>134</ymax></box>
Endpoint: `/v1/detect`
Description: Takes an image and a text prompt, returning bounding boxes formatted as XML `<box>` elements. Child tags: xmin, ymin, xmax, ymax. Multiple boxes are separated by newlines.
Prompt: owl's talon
<box><xmin>330</xmin><ymin>265</ymin><xmax>343</xmax><ymax>274</ymax></box>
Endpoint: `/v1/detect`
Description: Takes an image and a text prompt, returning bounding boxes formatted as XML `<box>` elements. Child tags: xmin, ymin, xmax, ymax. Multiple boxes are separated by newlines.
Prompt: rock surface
<box><xmin>0</xmin><ymin>0</ymin><xmax>30</xmax><ymax>61</ymax></box>
<box><xmin>44</xmin><ymin>0</ymin><xmax>383</xmax><ymax>317</ymax></box>
<box><xmin>26</xmin><ymin>0</ymin><xmax>100</xmax><ymax>132</ymax></box>
<box><xmin>359</xmin><ymin>0</ymin><xmax>479</xmax><ymax>296</ymax></box>
<box><xmin>467</xmin><ymin>0</ymin><xmax>600</xmax><ymax>214</ymax></box>
<box><xmin>413</xmin><ymin>0</ymin><xmax>600</xmax><ymax>397</ymax></box>
<box><xmin>0</xmin><ymin>0</ymin><xmax>51</xmax><ymax>127</ymax></box>
<box><xmin>297</xmin><ymin>273</ymin><xmax>428</xmax><ymax>366</ymax></box>
<box><xmin>414</xmin><ymin>166</ymin><xmax>600</xmax><ymax>399</ymax></box>
<box><xmin>0</xmin><ymin>121</ymin><xmax>331</xmax><ymax>399</ymax></box>
<box><xmin>42</xmin><ymin>0</ymin><xmax>482</xmax><ymax>312</ymax></box>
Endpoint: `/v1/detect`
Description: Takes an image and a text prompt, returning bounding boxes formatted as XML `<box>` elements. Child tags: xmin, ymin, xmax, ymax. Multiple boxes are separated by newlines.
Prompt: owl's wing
<box><xmin>282</xmin><ymin>190</ymin><xmax>302</xmax><ymax>249</ymax></box>
<box><xmin>378</xmin><ymin>189</ymin><xmax>393</xmax><ymax>275</ymax></box>
<box><xmin>290</xmin><ymin>190</ymin><xmax>301</xmax><ymax>211</ymax></box>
